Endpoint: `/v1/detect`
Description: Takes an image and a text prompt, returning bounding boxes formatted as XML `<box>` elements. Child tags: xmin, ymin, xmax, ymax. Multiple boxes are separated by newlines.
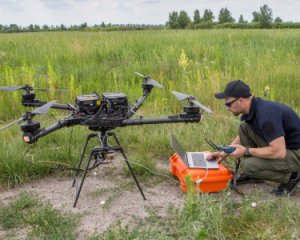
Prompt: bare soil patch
<box><xmin>1</xmin><ymin>158</ymin><xmax>300</xmax><ymax>239</ymax></box>
<box><xmin>0</xmin><ymin>159</ymin><xmax>185</xmax><ymax>239</ymax></box>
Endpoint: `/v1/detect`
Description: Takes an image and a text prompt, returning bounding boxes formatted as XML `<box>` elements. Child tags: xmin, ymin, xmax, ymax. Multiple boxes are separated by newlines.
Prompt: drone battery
<box><xmin>76</xmin><ymin>94</ymin><xmax>101</xmax><ymax>113</ymax></box>
<box><xmin>169</xmin><ymin>153</ymin><xmax>232</xmax><ymax>193</ymax></box>
<box><xmin>102</xmin><ymin>93</ymin><xmax>127</xmax><ymax>104</ymax></box>
<box><xmin>102</xmin><ymin>92</ymin><xmax>129</xmax><ymax>115</ymax></box>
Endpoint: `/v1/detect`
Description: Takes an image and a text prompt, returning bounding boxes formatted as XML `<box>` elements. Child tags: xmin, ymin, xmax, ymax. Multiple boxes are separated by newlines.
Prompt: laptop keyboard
<box><xmin>191</xmin><ymin>153</ymin><xmax>206</xmax><ymax>167</ymax></box>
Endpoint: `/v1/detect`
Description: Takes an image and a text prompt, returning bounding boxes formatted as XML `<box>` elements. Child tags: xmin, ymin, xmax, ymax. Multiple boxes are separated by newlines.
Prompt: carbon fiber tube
<box><xmin>121</xmin><ymin>115</ymin><xmax>201</xmax><ymax>126</ymax></box>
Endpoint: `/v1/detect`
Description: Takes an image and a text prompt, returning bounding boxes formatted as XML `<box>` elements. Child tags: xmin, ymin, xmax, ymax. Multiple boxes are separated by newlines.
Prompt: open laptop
<box><xmin>170</xmin><ymin>134</ymin><xmax>219</xmax><ymax>169</ymax></box>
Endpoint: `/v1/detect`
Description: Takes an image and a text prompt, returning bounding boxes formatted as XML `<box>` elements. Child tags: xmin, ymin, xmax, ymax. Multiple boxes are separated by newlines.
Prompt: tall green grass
<box><xmin>0</xmin><ymin>29</ymin><xmax>299</xmax><ymax>186</ymax></box>
<box><xmin>0</xmin><ymin>30</ymin><xmax>299</xmax><ymax>119</ymax></box>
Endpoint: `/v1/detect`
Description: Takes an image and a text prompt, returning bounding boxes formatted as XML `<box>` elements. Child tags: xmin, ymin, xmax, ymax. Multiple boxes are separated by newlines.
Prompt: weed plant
<box><xmin>0</xmin><ymin>192</ymin><xmax>78</xmax><ymax>239</ymax></box>
<box><xmin>92</xmin><ymin>189</ymin><xmax>300</xmax><ymax>240</ymax></box>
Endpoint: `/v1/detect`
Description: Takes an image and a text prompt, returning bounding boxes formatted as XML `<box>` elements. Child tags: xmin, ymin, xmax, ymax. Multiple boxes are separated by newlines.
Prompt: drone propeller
<box><xmin>171</xmin><ymin>91</ymin><xmax>213</xmax><ymax>114</ymax></box>
<box><xmin>31</xmin><ymin>100</ymin><xmax>57</xmax><ymax>114</ymax></box>
<box><xmin>0</xmin><ymin>85</ymin><xmax>69</xmax><ymax>92</ymax></box>
<box><xmin>134</xmin><ymin>72</ymin><xmax>163</xmax><ymax>89</ymax></box>
<box><xmin>0</xmin><ymin>86</ymin><xmax>24</xmax><ymax>92</ymax></box>
<box><xmin>31</xmin><ymin>88</ymin><xmax>69</xmax><ymax>92</ymax></box>
<box><xmin>0</xmin><ymin>100</ymin><xmax>56</xmax><ymax>131</ymax></box>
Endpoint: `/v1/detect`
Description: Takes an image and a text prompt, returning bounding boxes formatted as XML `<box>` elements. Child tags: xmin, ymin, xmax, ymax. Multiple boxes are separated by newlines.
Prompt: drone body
<box><xmin>0</xmin><ymin>73</ymin><xmax>212</xmax><ymax>207</ymax></box>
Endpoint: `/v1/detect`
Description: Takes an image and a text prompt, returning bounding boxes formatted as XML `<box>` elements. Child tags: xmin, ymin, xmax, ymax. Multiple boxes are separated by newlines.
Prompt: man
<box><xmin>210</xmin><ymin>80</ymin><xmax>300</xmax><ymax>196</ymax></box>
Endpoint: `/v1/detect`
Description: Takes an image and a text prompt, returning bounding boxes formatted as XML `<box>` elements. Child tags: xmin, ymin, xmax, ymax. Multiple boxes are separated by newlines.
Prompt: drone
<box><xmin>0</xmin><ymin>72</ymin><xmax>212</xmax><ymax>207</ymax></box>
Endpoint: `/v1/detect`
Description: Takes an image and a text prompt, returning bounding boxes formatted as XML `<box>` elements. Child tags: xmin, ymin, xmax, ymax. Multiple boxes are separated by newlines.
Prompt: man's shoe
<box><xmin>232</xmin><ymin>173</ymin><xmax>264</xmax><ymax>186</ymax></box>
<box><xmin>272</xmin><ymin>172</ymin><xmax>300</xmax><ymax>196</ymax></box>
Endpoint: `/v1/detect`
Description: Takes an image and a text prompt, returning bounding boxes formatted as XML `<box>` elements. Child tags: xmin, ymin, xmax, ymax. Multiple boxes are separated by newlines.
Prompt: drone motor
<box><xmin>22</xmin><ymin>91</ymin><xmax>36</xmax><ymax>103</ymax></box>
<box><xmin>21</xmin><ymin>121</ymin><xmax>40</xmax><ymax>132</ymax></box>
<box><xmin>183</xmin><ymin>105</ymin><xmax>200</xmax><ymax>115</ymax></box>
<box><xmin>21</xmin><ymin>121</ymin><xmax>41</xmax><ymax>144</ymax></box>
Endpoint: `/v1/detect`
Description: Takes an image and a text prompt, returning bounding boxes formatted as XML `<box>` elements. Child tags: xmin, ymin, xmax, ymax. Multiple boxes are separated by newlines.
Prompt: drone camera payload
<box><xmin>0</xmin><ymin>73</ymin><xmax>213</xmax><ymax>207</ymax></box>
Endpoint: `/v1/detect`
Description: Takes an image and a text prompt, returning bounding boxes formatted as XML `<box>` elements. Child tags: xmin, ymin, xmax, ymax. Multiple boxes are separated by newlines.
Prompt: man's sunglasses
<box><xmin>225</xmin><ymin>98</ymin><xmax>239</xmax><ymax>107</ymax></box>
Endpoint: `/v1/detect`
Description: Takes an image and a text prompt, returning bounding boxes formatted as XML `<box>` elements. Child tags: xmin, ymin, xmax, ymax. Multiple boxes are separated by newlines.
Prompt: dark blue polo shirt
<box><xmin>241</xmin><ymin>97</ymin><xmax>300</xmax><ymax>149</ymax></box>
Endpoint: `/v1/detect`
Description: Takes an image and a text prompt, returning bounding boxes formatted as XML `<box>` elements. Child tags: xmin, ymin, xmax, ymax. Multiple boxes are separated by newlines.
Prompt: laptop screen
<box><xmin>170</xmin><ymin>134</ymin><xmax>188</xmax><ymax>164</ymax></box>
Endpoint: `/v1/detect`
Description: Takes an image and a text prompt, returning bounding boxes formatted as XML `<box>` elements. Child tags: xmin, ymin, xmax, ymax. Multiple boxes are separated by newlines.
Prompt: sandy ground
<box><xmin>1</xmin><ymin>157</ymin><xmax>300</xmax><ymax>239</ymax></box>
<box><xmin>0</xmin><ymin>158</ymin><xmax>186</xmax><ymax>239</ymax></box>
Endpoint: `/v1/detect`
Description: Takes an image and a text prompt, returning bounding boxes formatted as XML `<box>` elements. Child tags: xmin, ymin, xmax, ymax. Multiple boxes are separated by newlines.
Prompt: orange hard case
<box><xmin>170</xmin><ymin>153</ymin><xmax>233</xmax><ymax>193</ymax></box>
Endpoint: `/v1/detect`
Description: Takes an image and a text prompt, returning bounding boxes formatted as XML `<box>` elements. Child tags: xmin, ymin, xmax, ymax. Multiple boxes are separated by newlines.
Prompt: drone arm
<box><xmin>22</xmin><ymin>100</ymin><xmax>75</xmax><ymax>111</ymax></box>
<box><xmin>23</xmin><ymin>120</ymin><xmax>68</xmax><ymax>144</ymax></box>
<box><xmin>128</xmin><ymin>87</ymin><xmax>153</xmax><ymax>118</ymax></box>
<box><xmin>121</xmin><ymin>114</ymin><xmax>201</xmax><ymax>126</ymax></box>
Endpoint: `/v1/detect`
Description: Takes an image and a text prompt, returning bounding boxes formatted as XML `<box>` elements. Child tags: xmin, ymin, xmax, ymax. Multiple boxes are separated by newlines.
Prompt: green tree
<box><xmin>274</xmin><ymin>16</ymin><xmax>283</xmax><ymax>23</ymax></box>
<box><xmin>167</xmin><ymin>11</ymin><xmax>179</xmax><ymax>29</ymax></box>
<box><xmin>218</xmin><ymin>7</ymin><xmax>235</xmax><ymax>23</ymax></box>
<box><xmin>28</xmin><ymin>24</ymin><xmax>34</xmax><ymax>31</ymax></box>
<box><xmin>259</xmin><ymin>4</ymin><xmax>273</xmax><ymax>28</ymax></box>
<box><xmin>202</xmin><ymin>9</ymin><xmax>214</xmax><ymax>23</ymax></box>
<box><xmin>9</xmin><ymin>24</ymin><xmax>19</xmax><ymax>32</ymax></box>
<box><xmin>252</xmin><ymin>4</ymin><xmax>273</xmax><ymax>28</ymax></box>
<box><xmin>80</xmin><ymin>22</ymin><xmax>87</xmax><ymax>29</ymax></box>
<box><xmin>42</xmin><ymin>24</ymin><xmax>49</xmax><ymax>30</ymax></box>
<box><xmin>252</xmin><ymin>11</ymin><xmax>260</xmax><ymax>22</ymax></box>
<box><xmin>34</xmin><ymin>25</ymin><xmax>40</xmax><ymax>31</ymax></box>
<box><xmin>193</xmin><ymin>9</ymin><xmax>201</xmax><ymax>24</ymax></box>
<box><xmin>238</xmin><ymin>15</ymin><xmax>247</xmax><ymax>23</ymax></box>
<box><xmin>177</xmin><ymin>10</ymin><xmax>191</xmax><ymax>29</ymax></box>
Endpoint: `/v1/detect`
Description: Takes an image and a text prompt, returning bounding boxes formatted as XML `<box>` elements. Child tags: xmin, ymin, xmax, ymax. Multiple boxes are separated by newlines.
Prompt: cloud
<box><xmin>141</xmin><ymin>0</ymin><xmax>160</xmax><ymax>4</ymax></box>
<box><xmin>0</xmin><ymin>0</ymin><xmax>299</xmax><ymax>26</ymax></box>
<box><xmin>39</xmin><ymin>0</ymin><xmax>86</xmax><ymax>11</ymax></box>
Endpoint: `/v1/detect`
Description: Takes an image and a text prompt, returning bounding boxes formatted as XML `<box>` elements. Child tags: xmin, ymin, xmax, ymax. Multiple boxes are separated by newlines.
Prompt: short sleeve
<box><xmin>259</xmin><ymin>111</ymin><xmax>285</xmax><ymax>143</ymax></box>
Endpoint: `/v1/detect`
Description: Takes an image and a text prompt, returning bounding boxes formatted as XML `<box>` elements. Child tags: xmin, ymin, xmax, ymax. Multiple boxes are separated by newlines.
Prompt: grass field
<box><xmin>0</xmin><ymin>29</ymin><xmax>300</xmax><ymax>238</ymax></box>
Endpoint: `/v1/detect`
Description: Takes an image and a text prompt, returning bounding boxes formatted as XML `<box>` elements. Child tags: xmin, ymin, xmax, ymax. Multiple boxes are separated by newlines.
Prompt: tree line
<box><xmin>1</xmin><ymin>4</ymin><xmax>300</xmax><ymax>33</ymax></box>
<box><xmin>0</xmin><ymin>22</ymin><xmax>164</xmax><ymax>33</ymax></box>
<box><xmin>167</xmin><ymin>4</ymin><xmax>300</xmax><ymax>29</ymax></box>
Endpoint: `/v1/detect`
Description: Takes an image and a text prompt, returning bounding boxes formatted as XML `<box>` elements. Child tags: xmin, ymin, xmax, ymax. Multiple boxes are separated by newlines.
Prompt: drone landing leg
<box><xmin>110</xmin><ymin>132</ymin><xmax>146</xmax><ymax>201</ymax></box>
<box><xmin>72</xmin><ymin>131</ymin><xmax>146</xmax><ymax>207</ymax></box>
<box><xmin>73</xmin><ymin>148</ymin><xmax>95</xmax><ymax>208</ymax></box>
<box><xmin>72</xmin><ymin>133</ymin><xmax>97</xmax><ymax>188</ymax></box>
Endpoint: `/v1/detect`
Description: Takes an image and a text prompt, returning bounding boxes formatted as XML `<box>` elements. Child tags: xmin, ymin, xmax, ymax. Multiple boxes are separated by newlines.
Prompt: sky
<box><xmin>0</xmin><ymin>0</ymin><xmax>299</xmax><ymax>26</ymax></box>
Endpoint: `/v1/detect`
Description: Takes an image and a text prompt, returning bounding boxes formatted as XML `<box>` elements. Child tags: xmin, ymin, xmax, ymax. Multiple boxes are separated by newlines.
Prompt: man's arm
<box><xmin>231</xmin><ymin>136</ymin><xmax>240</xmax><ymax>145</ymax></box>
<box><xmin>208</xmin><ymin>135</ymin><xmax>240</xmax><ymax>162</ymax></box>
<box><xmin>231</xmin><ymin>136</ymin><xmax>287</xmax><ymax>160</ymax></box>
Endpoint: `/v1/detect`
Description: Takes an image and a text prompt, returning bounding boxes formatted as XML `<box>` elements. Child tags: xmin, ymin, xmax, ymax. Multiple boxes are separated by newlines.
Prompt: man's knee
<box><xmin>240</xmin><ymin>157</ymin><xmax>260</xmax><ymax>175</ymax></box>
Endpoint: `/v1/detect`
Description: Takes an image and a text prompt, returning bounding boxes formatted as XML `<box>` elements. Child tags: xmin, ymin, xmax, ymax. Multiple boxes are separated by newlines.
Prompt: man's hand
<box><xmin>207</xmin><ymin>152</ymin><xmax>228</xmax><ymax>163</ymax></box>
<box><xmin>230</xmin><ymin>144</ymin><xmax>246</xmax><ymax>158</ymax></box>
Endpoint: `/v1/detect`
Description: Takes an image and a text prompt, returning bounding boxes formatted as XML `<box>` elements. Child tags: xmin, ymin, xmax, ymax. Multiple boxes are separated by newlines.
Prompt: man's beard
<box><xmin>229</xmin><ymin>110</ymin><xmax>241</xmax><ymax>117</ymax></box>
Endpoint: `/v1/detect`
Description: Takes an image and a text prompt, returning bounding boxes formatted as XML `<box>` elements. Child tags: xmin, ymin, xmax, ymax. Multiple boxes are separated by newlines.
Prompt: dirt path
<box><xmin>1</xmin><ymin>159</ymin><xmax>300</xmax><ymax>239</ymax></box>
<box><xmin>0</xmin><ymin>160</ymin><xmax>186</xmax><ymax>239</ymax></box>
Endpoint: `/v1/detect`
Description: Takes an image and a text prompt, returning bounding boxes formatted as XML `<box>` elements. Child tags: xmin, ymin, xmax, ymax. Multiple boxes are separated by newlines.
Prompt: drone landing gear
<box><xmin>72</xmin><ymin>131</ymin><xmax>146</xmax><ymax>207</ymax></box>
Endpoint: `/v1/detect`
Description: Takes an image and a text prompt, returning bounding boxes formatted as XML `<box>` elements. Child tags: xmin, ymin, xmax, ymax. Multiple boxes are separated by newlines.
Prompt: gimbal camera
<box><xmin>0</xmin><ymin>72</ymin><xmax>212</xmax><ymax>207</ymax></box>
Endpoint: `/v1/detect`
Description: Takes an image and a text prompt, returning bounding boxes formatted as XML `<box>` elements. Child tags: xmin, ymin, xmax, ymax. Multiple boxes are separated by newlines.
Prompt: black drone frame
<box><xmin>0</xmin><ymin>73</ymin><xmax>212</xmax><ymax>207</ymax></box>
